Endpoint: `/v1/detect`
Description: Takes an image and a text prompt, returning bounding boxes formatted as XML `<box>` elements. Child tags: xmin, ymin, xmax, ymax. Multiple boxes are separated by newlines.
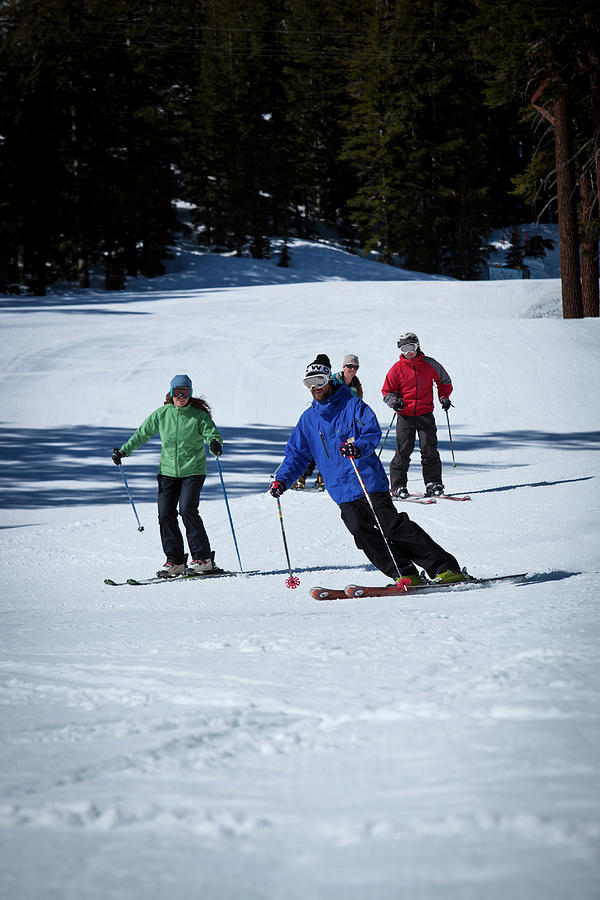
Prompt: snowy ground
<box><xmin>1</xmin><ymin>235</ymin><xmax>599</xmax><ymax>899</ymax></box>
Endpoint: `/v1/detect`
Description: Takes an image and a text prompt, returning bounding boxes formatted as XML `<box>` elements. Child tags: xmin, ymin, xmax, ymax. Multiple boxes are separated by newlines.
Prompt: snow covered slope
<box><xmin>0</xmin><ymin>239</ymin><xmax>599</xmax><ymax>900</ymax></box>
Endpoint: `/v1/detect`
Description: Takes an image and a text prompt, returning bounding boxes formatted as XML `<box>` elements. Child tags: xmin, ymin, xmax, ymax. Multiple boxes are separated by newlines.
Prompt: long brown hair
<box><xmin>164</xmin><ymin>393</ymin><xmax>212</xmax><ymax>415</ymax></box>
<box><xmin>351</xmin><ymin>375</ymin><xmax>363</xmax><ymax>398</ymax></box>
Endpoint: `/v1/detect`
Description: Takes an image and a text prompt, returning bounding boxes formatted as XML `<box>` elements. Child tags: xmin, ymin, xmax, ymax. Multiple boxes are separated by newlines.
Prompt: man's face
<box><xmin>311</xmin><ymin>382</ymin><xmax>333</xmax><ymax>402</ymax></box>
<box><xmin>400</xmin><ymin>342</ymin><xmax>418</xmax><ymax>359</ymax></box>
<box><xmin>303</xmin><ymin>372</ymin><xmax>332</xmax><ymax>399</ymax></box>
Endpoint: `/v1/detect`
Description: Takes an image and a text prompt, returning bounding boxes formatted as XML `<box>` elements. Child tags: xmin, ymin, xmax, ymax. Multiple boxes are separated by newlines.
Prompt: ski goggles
<box><xmin>303</xmin><ymin>373</ymin><xmax>329</xmax><ymax>389</ymax></box>
<box><xmin>399</xmin><ymin>342</ymin><xmax>418</xmax><ymax>354</ymax></box>
<box><xmin>172</xmin><ymin>387</ymin><xmax>191</xmax><ymax>398</ymax></box>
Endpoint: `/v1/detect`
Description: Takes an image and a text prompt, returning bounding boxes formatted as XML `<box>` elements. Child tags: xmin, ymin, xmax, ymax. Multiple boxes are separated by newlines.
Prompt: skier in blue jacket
<box><xmin>270</xmin><ymin>355</ymin><xmax>465</xmax><ymax>585</ymax></box>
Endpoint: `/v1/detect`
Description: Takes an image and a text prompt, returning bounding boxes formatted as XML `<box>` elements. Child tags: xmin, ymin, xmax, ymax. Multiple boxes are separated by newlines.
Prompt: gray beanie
<box><xmin>343</xmin><ymin>354</ymin><xmax>359</xmax><ymax>368</ymax></box>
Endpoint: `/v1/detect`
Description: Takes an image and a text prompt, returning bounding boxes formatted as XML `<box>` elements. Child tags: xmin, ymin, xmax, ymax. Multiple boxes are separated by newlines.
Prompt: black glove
<box><xmin>339</xmin><ymin>441</ymin><xmax>361</xmax><ymax>459</ymax></box>
<box><xmin>393</xmin><ymin>397</ymin><xmax>404</xmax><ymax>412</ymax></box>
<box><xmin>209</xmin><ymin>440</ymin><xmax>222</xmax><ymax>456</ymax></box>
<box><xmin>269</xmin><ymin>480</ymin><xmax>286</xmax><ymax>498</ymax></box>
<box><xmin>440</xmin><ymin>397</ymin><xmax>452</xmax><ymax>411</ymax></box>
<box><xmin>112</xmin><ymin>447</ymin><xmax>125</xmax><ymax>466</ymax></box>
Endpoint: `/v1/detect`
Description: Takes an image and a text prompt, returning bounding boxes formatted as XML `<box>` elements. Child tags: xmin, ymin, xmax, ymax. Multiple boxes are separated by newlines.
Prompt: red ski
<box><xmin>311</xmin><ymin>573</ymin><xmax>528</xmax><ymax>600</ymax></box>
<box><xmin>345</xmin><ymin>573</ymin><xmax>527</xmax><ymax>598</ymax></box>
<box><xmin>311</xmin><ymin>586</ymin><xmax>350</xmax><ymax>600</ymax></box>
<box><xmin>312</xmin><ymin>578</ymin><xmax>413</xmax><ymax>600</ymax></box>
<box><xmin>345</xmin><ymin>579</ymin><xmax>413</xmax><ymax>598</ymax></box>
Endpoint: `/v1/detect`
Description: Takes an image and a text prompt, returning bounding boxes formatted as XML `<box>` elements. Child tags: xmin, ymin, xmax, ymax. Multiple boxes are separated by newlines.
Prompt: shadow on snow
<box><xmin>0</xmin><ymin>424</ymin><xmax>598</xmax><ymax>513</ymax></box>
<box><xmin>0</xmin><ymin>423</ymin><xmax>289</xmax><ymax>511</ymax></box>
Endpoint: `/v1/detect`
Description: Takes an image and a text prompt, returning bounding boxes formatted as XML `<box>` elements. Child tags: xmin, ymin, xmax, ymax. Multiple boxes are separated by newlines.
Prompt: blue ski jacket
<box><xmin>277</xmin><ymin>384</ymin><xmax>389</xmax><ymax>505</ymax></box>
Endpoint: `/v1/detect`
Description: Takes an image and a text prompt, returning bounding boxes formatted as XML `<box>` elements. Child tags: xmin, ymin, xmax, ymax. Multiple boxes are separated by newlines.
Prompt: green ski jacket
<box><xmin>120</xmin><ymin>403</ymin><xmax>223</xmax><ymax>478</ymax></box>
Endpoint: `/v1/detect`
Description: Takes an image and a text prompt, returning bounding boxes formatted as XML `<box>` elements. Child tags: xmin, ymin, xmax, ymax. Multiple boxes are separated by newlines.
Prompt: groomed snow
<box><xmin>1</xmin><ymin>236</ymin><xmax>599</xmax><ymax>899</ymax></box>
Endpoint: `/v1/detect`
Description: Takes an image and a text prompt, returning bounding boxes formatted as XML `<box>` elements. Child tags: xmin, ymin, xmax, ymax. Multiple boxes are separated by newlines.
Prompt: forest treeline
<box><xmin>0</xmin><ymin>0</ymin><xmax>598</xmax><ymax>316</ymax></box>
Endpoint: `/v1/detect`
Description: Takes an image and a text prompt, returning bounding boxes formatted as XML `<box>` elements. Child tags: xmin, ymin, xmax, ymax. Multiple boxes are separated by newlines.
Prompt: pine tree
<box><xmin>0</xmin><ymin>0</ymin><xmax>184</xmax><ymax>293</ymax></box>
<box><xmin>0</xmin><ymin>0</ymin><xmax>78</xmax><ymax>293</ymax></box>
<box><xmin>471</xmin><ymin>0</ymin><xmax>599</xmax><ymax>317</ymax></box>
<box><xmin>178</xmin><ymin>0</ymin><xmax>287</xmax><ymax>257</ymax></box>
<box><xmin>506</xmin><ymin>228</ymin><xmax>524</xmax><ymax>268</ymax></box>
<box><xmin>340</xmin><ymin>0</ymin><xmax>503</xmax><ymax>277</ymax></box>
<box><xmin>277</xmin><ymin>238</ymin><xmax>291</xmax><ymax>267</ymax></box>
<box><xmin>277</xmin><ymin>0</ymin><xmax>354</xmax><ymax>239</ymax></box>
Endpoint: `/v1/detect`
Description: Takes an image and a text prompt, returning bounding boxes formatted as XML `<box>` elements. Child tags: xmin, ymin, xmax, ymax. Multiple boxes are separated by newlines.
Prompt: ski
<box><xmin>345</xmin><ymin>572</ymin><xmax>527</xmax><ymax>598</ymax></box>
<box><xmin>391</xmin><ymin>494</ymin><xmax>436</xmax><ymax>505</ymax></box>
<box><xmin>127</xmin><ymin>569</ymin><xmax>230</xmax><ymax>585</ymax></box>
<box><xmin>409</xmin><ymin>492</ymin><xmax>471</xmax><ymax>502</ymax></box>
<box><xmin>311</xmin><ymin>572</ymin><xmax>528</xmax><ymax>600</ymax></box>
<box><xmin>310</xmin><ymin>586</ymin><xmax>351</xmax><ymax>600</ymax></box>
<box><xmin>104</xmin><ymin>569</ymin><xmax>258</xmax><ymax>587</ymax></box>
<box><xmin>104</xmin><ymin>569</ymin><xmax>229</xmax><ymax>586</ymax></box>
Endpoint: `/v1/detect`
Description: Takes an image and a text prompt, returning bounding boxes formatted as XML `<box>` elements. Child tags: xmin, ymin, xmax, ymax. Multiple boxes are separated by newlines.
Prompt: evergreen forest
<box><xmin>1</xmin><ymin>0</ymin><xmax>598</xmax><ymax>317</ymax></box>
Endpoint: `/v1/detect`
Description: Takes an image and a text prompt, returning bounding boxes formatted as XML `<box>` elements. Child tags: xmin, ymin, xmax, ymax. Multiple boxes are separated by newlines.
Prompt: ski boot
<box><xmin>432</xmin><ymin>570</ymin><xmax>466</xmax><ymax>584</ymax></box>
<box><xmin>396</xmin><ymin>570</ymin><xmax>425</xmax><ymax>586</ymax></box>
<box><xmin>425</xmin><ymin>482</ymin><xmax>444</xmax><ymax>497</ymax></box>
<box><xmin>157</xmin><ymin>560</ymin><xmax>186</xmax><ymax>578</ymax></box>
<box><xmin>186</xmin><ymin>550</ymin><xmax>218</xmax><ymax>575</ymax></box>
<box><xmin>187</xmin><ymin>558</ymin><xmax>215</xmax><ymax>575</ymax></box>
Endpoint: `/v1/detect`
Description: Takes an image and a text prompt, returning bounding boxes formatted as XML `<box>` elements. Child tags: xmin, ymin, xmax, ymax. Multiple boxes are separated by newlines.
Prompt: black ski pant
<box><xmin>390</xmin><ymin>412</ymin><xmax>442</xmax><ymax>489</ymax></box>
<box><xmin>157</xmin><ymin>474</ymin><xmax>211</xmax><ymax>564</ymax></box>
<box><xmin>339</xmin><ymin>491</ymin><xmax>460</xmax><ymax>580</ymax></box>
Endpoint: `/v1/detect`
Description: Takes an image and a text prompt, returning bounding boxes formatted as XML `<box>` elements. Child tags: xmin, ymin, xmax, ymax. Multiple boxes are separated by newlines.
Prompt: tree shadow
<box><xmin>0</xmin><ymin>423</ymin><xmax>291</xmax><ymax>510</ymax></box>
<box><xmin>444</xmin><ymin>429</ymin><xmax>600</xmax><ymax>452</ymax></box>
<box><xmin>452</xmin><ymin>476</ymin><xmax>593</xmax><ymax>495</ymax></box>
<box><xmin>1</xmin><ymin>424</ymin><xmax>597</xmax><ymax>513</ymax></box>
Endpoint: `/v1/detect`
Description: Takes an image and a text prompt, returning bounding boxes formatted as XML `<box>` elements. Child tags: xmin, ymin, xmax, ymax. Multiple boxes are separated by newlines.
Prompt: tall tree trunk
<box><xmin>554</xmin><ymin>92</ymin><xmax>583</xmax><ymax>318</ymax></box>
<box><xmin>585</xmin><ymin>17</ymin><xmax>600</xmax><ymax>216</ymax></box>
<box><xmin>584</xmin><ymin>35</ymin><xmax>600</xmax><ymax>317</ymax></box>
<box><xmin>579</xmin><ymin>169</ymin><xmax>599</xmax><ymax>317</ymax></box>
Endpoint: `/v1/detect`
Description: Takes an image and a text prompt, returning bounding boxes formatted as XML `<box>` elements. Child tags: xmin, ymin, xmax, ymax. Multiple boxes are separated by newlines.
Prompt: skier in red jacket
<box><xmin>381</xmin><ymin>332</ymin><xmax>453</xmax><ymax>498</ymax></box>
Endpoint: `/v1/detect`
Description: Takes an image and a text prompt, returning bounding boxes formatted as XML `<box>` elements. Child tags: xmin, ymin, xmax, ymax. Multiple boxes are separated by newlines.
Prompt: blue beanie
<box><xmin>170</xmin><ymin>374</ymin><xmax>192</xmax><ymax>395</ymax></box>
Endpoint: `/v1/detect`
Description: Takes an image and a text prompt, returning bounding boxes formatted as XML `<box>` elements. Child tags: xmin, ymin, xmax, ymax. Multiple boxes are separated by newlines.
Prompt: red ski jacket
<box><xmin>381</xmin><ymin>351</ymin><xmax>452</xmax><ymax>417</ymax></box>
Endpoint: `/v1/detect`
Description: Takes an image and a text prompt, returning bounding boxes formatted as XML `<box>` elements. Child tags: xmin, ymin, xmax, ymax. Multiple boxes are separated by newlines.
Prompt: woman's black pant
<box><xmin>339</xmin><ymin>491</ymin><xmax>459</xmax><ymax>580</ymax></box>
<box><xmin>157</xmin><ymin>474</ymin><xmax>211</xmax><ymax>563</ymax></box>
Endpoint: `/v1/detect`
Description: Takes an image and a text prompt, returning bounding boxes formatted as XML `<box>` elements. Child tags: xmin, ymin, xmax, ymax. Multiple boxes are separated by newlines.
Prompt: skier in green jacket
<box><xmin>112</xmin><ymin>374</ymin><xmax>223</xmax><ymax>578</ymax></box>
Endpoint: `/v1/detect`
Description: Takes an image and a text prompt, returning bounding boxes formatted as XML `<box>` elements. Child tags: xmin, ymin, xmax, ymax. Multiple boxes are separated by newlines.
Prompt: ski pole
<box><xmin>215</xmin><ymin>456</ymin><xmax>244</xmax><ymax>572</ymax></box>
<box><xmin>118</xmin><ymin>463</ymin><xmax>144</xmax><ymax>532</ymax></box>
<box><xmin>347</xmin><ymin>453</ymin><xmax>402</xmax><ymax>581</ymax></box>
<box><xmin>275</xmin><ymin>496</ymin><xmax>300</xmax><ymax>589</ymax></box>
<box><xmin>377</xmin><ymin>413</ymin><xmax>396</xmax><ymax>459</ymax></box>
<box><xmin>445</xmin><ymin>408</ymin><xmax>456</xmax><ymax>467</ymax></box>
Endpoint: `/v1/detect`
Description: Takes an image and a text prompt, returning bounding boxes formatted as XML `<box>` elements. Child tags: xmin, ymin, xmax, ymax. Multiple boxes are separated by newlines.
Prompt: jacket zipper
<box><xmin>411</xmin><ymin>359</ymin><xmax>418</xmax><ymax>416</ymax></box>
<box><xmin>174</xmin><ymin>408</ymin><xmax>181</xmax><ymax>477</ymax></box>
<box><xmin>319</xmin><ymin>430</ymin><xmax>330</xmax><ymax>457</ymax></box>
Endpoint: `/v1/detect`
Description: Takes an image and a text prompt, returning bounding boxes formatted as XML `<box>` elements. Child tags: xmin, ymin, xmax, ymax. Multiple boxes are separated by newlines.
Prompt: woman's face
<box><xmin>343</xmin><ymin>364</ymin><xmax>358</xmax><ymax>384</ymax></box>
<box><xmin>172</xmin><ymin>387</ymin><xmax>191</xmax><ymax>407</ymax></box>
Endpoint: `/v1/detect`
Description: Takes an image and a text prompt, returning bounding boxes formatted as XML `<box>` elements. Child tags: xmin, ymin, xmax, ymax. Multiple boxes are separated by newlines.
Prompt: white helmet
<box><xmin>397</xmin><ymin>332</ymin><xmax>419</xmax><ymax>350</ymax></box>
